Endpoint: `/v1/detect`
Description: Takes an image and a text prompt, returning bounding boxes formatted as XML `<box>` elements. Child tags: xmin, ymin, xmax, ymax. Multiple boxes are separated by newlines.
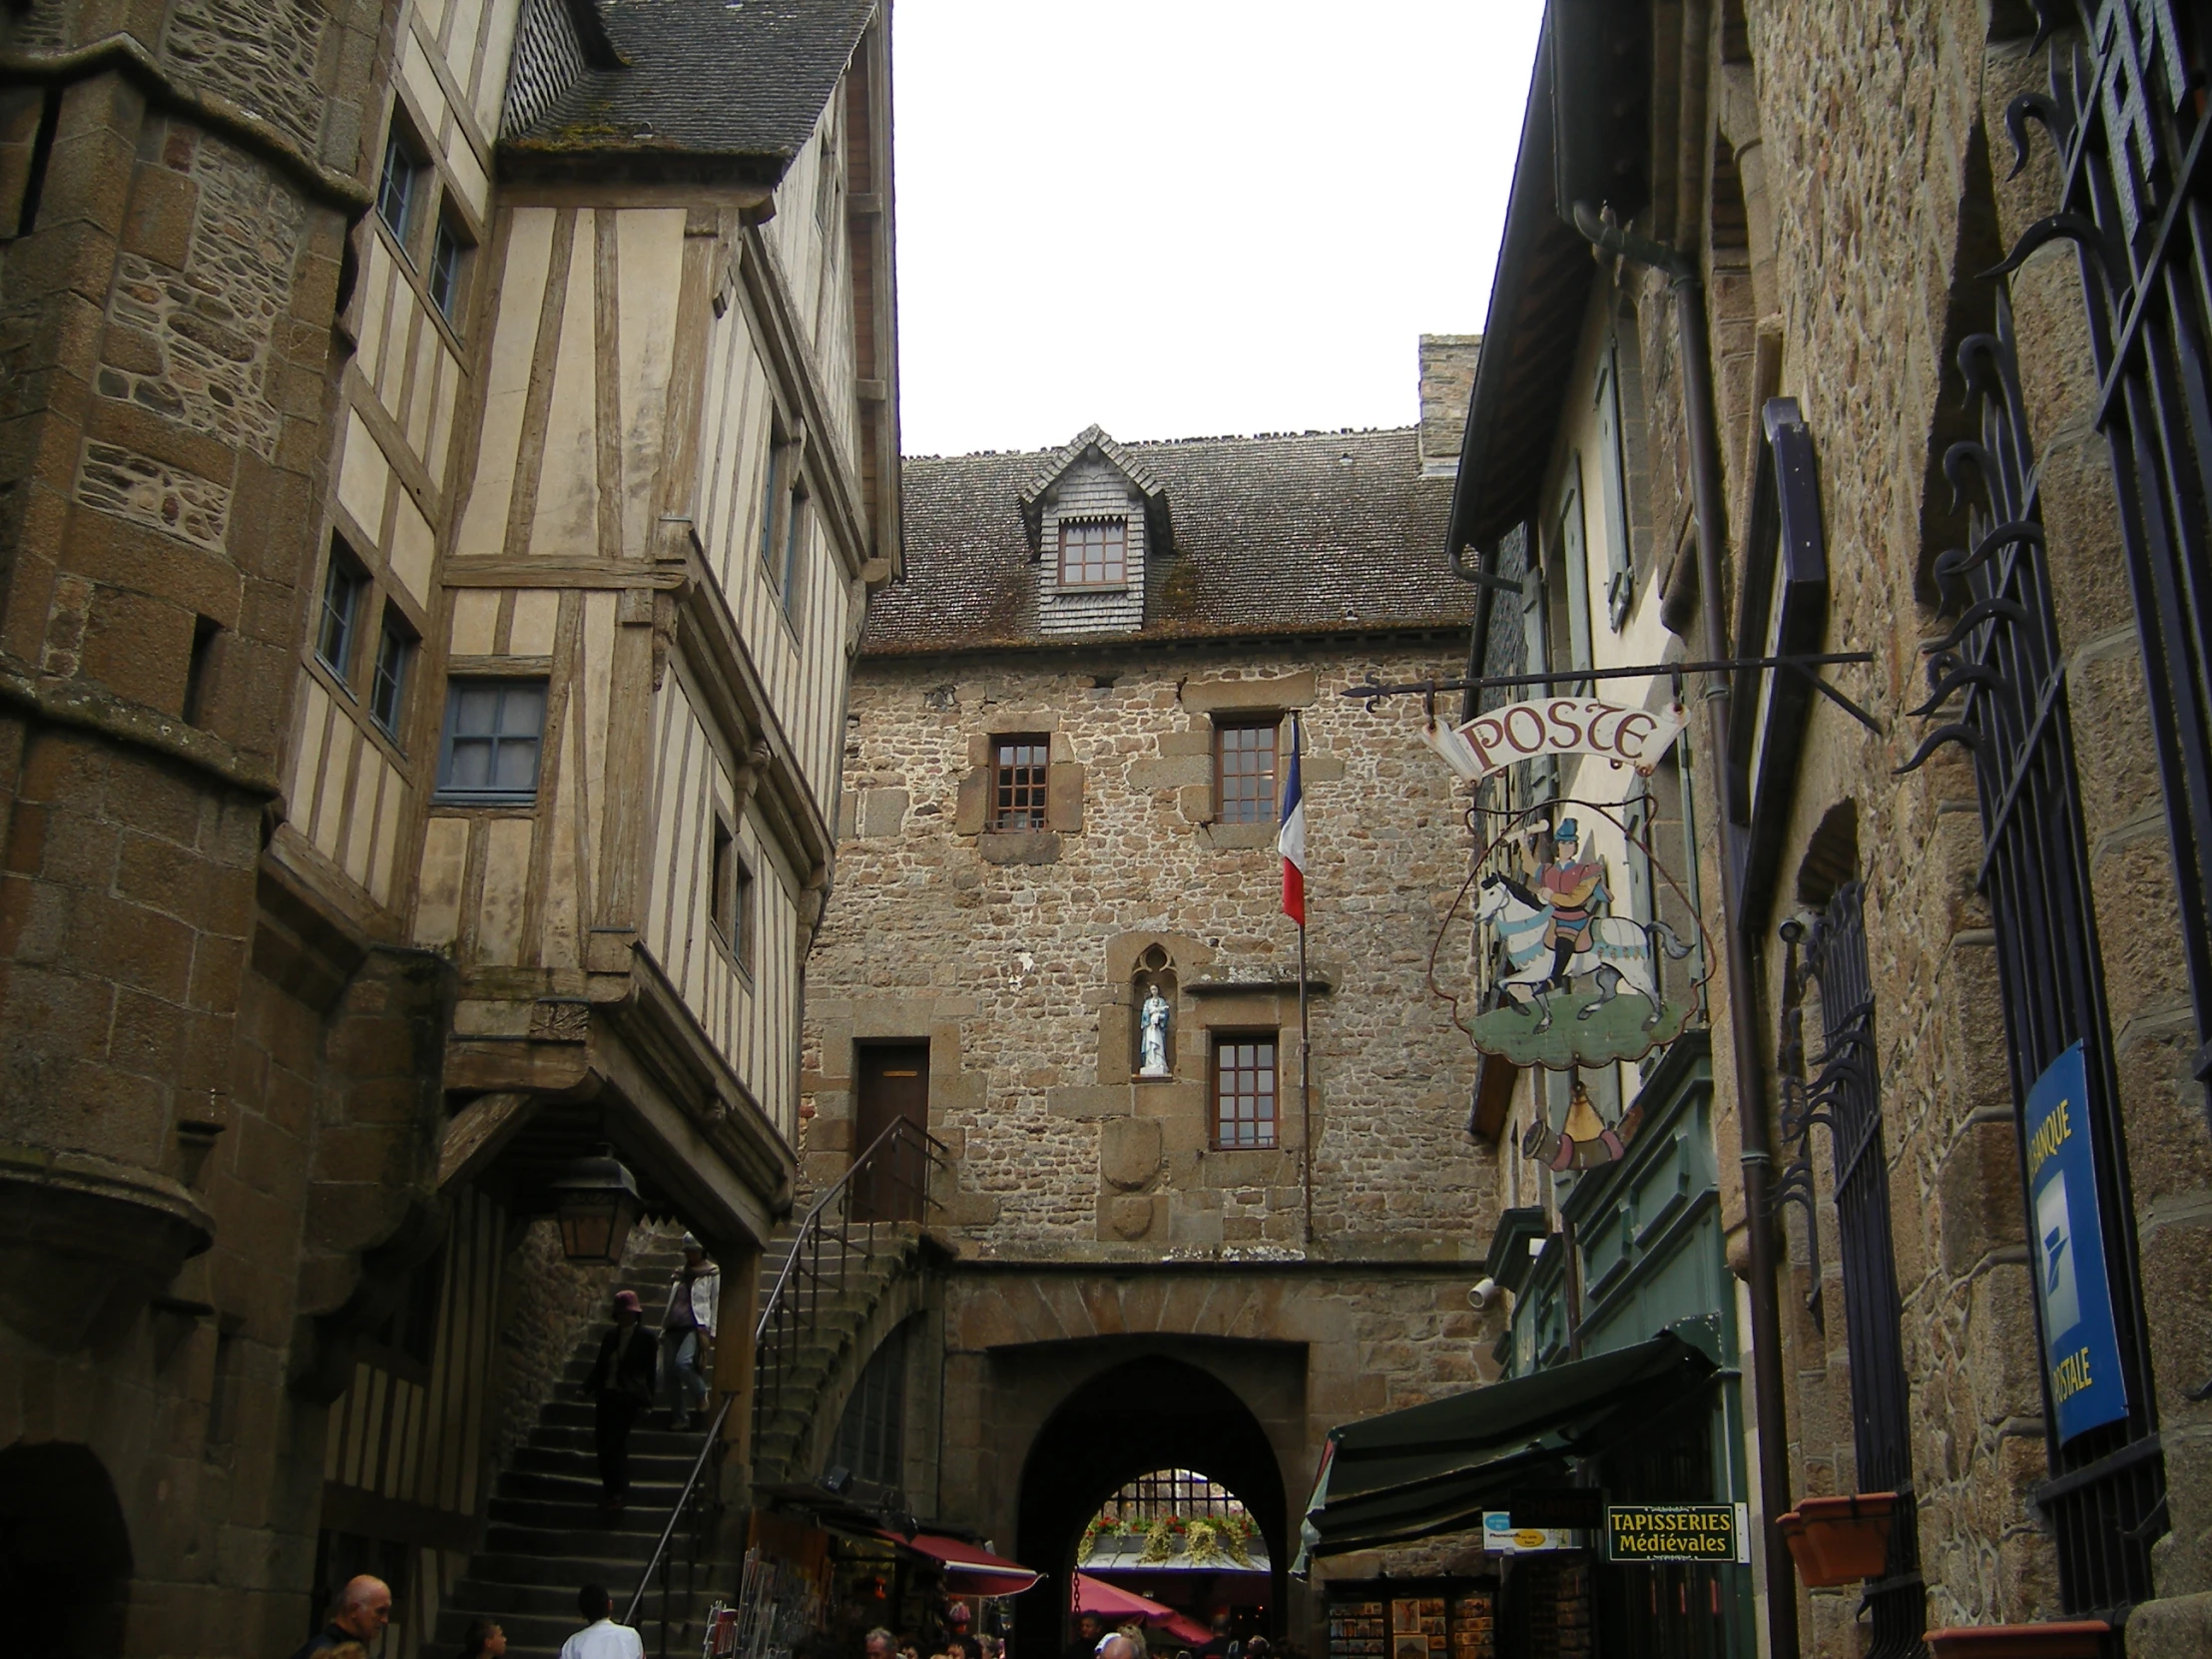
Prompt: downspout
<box><xmin>1571</xmin><ymin>202</ymin><xmax>1800</xmax><ymax>1659</ymax></box>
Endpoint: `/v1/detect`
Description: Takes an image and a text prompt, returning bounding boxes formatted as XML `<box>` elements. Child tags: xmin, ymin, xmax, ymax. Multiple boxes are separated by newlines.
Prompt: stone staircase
<box><xmin>433</xmin><ymin>1241</ymin><xmax>720</xmax><ymax>1659</ymax></box>
<box><xmin>747</xmin><ymin>1222</ymin><xmax>925</xmax><ymax>1486</ymax></box>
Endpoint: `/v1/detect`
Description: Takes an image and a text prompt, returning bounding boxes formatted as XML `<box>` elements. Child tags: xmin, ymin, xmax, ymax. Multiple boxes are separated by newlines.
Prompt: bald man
<box><xmin>1099</xmin><ymin>1637</ymin><xmax>1141</xmax><ymax>1659</ymax></box>
<box><xmin>289</xmin><ymin>1575</ymin><xmax>392</xmax><ymax>1659</ymax></box>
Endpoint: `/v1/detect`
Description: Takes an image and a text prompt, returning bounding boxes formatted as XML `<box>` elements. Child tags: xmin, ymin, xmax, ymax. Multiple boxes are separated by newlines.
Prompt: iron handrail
<box><xmin>754</xmin><ymin>1114</ymin><xmax>945</xmax><ymax>1346</ymax></box>
<box><xmin>622</xmin><ymin>1390</ymin><xmax>733</xmax><ymax>1630</ymax></box>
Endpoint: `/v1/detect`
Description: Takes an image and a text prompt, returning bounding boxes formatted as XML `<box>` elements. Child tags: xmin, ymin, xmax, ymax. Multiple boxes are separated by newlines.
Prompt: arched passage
<box><xmin>1012</xmin><ymin>1355</ymin><xmax>1288</xmax><ymax>1659</ymax></box>
<box><xmin>0</xmin><ymin>1440</ymin><xmax>135</xmax><ymax>1658</ymax></box>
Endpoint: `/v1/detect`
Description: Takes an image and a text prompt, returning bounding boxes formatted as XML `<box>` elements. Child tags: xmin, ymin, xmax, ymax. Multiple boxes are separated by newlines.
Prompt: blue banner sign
<box><xmin>2025</xmin><ymin>1043</ymin><xmax>2129</xmax><ymax>1443</ymax></box>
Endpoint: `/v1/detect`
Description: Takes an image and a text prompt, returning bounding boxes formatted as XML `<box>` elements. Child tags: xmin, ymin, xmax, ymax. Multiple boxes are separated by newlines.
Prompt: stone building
<box><xmin>0</xmin><ymin>0</ymin><xmax>898</xmax><ymax>1652</ymax></box>
<box><xmin>1310</xmin><ymin>3</ymin><xmax>2212</xmax><ymax>1658</ymax></box>
<box><xmin>798</xmin><ymin>345</ymin><xmax>1519</xmax><ymax>1654</ymax></box>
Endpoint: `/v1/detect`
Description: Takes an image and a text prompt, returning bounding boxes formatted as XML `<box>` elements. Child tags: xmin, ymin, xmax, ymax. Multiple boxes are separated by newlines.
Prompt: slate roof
<box><xmin>862</xmin><ymin>427</ymin><xmax>1470</xmax><ymax>658</ymax></box>
<box><xmin>504</xmin><ymin>0</ymin><xmax>876</xmax><ymax>170</ymax></box>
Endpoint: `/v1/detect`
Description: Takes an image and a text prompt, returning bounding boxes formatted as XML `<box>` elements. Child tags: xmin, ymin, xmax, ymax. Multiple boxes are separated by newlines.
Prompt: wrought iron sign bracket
<box><xmin>1344</xmin><ymin>651</ymin><xmax>1884</xmax><ymax>736</ymax></box>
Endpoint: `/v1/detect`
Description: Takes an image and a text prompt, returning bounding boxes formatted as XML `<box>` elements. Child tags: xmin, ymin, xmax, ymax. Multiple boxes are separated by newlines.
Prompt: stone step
<box><xmin>493</xmin><ymin>1467</ymin><xmax>702</xmax><ymax>1505</ymax></box>
<box><xmin>483</xmin><ymin>1522</ymin><xmax>676</xmax><ymax>1561</ymax></box>
<box><xmin>486</xmin><ymin>1490</ymin><xmax>700</xmax><ymax>1530</ymax></box>
<box><xmin>511</xmin><ymin>1443</ymin><xmax>708</xmax><ymax>1483</ymax></box>
<box><xmin>529</xmin><ymin>1423</ymin><xmax>717</xmax><ymax>1459</ymax></box>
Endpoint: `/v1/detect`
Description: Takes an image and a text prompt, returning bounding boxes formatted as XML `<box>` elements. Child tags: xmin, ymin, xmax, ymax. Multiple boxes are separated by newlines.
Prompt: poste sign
<box><xmin>1423</xmin><ymin>699</ymin><xmax>1688</xmax><ymax>784</ymax></box>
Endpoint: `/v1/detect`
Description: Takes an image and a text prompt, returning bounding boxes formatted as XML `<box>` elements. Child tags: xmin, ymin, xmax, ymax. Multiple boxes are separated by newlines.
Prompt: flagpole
<box><xmin>1296</xmin><ymin>713</ymin><xmax>1313</xmax><ymax>1248</ymax></box>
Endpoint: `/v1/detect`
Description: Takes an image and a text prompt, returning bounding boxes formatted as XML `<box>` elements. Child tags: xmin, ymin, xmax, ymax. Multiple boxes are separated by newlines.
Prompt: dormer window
<box><xmin>1059</xmin><ymin>517</ymin><xmax>1128</xmax><ymax>589</ymax></box>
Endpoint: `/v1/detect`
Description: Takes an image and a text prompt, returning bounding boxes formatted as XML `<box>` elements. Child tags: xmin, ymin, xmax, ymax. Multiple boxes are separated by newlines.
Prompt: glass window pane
<box><xmin>454</xmin><ymin>684</ymin><xmax>500</xmax><ymax>736</ymax></box>
<box><xmin>491</xmin><ymin>737</ymin><xmax>539</xmax><ymax>793</ymax></box>
<box><xmin>446</xmin><ymin>737</ymin><xmax>491</xmax><ymax>791</ymax></box>
<box><xmin>495</xmin><ymin>684</ymin><xmax>546</xmax><ymax>736</ymax></box>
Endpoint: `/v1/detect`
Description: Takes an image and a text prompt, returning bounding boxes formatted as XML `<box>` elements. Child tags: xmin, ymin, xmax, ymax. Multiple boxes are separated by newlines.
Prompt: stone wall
<box><xmin>807</xmin><ymin>641</ymin><xmax>1496</xmax><ymax>1262</ymax></box>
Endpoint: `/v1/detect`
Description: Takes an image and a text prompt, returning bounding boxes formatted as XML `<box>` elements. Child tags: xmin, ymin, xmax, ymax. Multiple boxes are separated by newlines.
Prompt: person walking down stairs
<box><xmin>660</xmin><ymin>1237</ymin><xmax>719</xmax><ymax>1432</ymax></box>
<box><xmin>583</xmin><ymin>1292</ymin><xmax>658</xmax><ymax>1517</ymax></box>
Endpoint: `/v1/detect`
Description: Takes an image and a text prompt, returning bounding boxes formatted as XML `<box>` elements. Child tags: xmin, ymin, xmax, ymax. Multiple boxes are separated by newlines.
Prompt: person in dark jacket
<box><xmin>582</xmin><ymin>1289</ymin><xmax>658</xmax><ymax>1515</ymax></box>
<box><xmin>286</xmin><ymin>1576</ymin><xmax>391</xmax><ymax>1659</ymax></box>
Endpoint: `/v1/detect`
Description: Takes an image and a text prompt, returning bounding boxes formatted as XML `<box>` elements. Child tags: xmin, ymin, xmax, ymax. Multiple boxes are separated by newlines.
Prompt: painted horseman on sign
<box><xmin>1459</xmin><ymin>809</ymin><xmax>1698</xmax><ymax>1069</ymax></box>
<box><xmin>1474</xmin><ymin>838</ymin><xmax>1692</xmax><ymax>1035</ymax></box>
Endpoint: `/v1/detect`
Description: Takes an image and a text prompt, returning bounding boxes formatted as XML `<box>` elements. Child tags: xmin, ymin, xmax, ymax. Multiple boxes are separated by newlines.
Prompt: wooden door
<box><xmin>852</xmin><ymin>1042</ymin><xmax>928</xmax><ymax>1222</ymax></box>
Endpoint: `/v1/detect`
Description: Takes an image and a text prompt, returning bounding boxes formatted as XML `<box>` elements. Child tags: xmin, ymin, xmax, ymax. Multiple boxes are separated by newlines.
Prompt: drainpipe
<box><xmin>1571</xmin><ymin>203</ymin><xmax>1800</xmax><ymax>1659</ymax></box>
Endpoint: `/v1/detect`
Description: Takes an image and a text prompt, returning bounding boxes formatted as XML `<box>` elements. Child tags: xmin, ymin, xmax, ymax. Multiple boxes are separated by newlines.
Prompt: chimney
<box><xmin>1417</xmin><ymin>334</ymin><xmax>1482</xmax><ymax>475</ymax></box>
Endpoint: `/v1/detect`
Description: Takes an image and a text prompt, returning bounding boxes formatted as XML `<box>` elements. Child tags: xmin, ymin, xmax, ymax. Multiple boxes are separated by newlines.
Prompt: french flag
<box><xmin>1278</xmin><ymin>727</ymin><xmax>1308</xmax><ymax>927</ymax></box>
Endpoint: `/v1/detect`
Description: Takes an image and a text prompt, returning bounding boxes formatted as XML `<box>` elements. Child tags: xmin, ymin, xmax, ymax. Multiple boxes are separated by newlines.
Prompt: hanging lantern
<box><xmin>551</xmin><ymin>1148</ymin><xmax>641</xmax><ymax>1264</ymax></box>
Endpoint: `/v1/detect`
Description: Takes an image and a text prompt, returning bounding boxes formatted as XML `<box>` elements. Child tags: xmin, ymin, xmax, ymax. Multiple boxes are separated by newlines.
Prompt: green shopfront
<box><xmin>1500</xmin><ymin>1034</ymin><xmax>1755</xmax><ymax>1658</ymax></box>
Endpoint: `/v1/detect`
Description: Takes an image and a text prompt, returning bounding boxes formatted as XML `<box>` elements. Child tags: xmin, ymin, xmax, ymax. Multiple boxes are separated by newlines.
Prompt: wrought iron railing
<box><xmin>752</xmin><ymin>1114</ymin><xmax>945</xmax><ymax>1453</ymax></box>
<box><xmin>2006</xmin><ymin>0</ymin><xmax>2212</xmax><ymax>1134</ymax></box>
<box><xmin>1776</xmin><ymin>883</ymin><xmax>1924</xmax><ymax>1656</ymax></box>
<box><xmin>1901</xmin><ymin>276</ymin><xmax>2164</xmax><ymax>1615</ymax></box>
<box><xmin>623</xmin><ymin>1392</ymin><xmax>734</xmax><ymax>1659</ymax></box>
<box><xmin>616</xmin><ymin>1118</ymin><xmax>944</xmax><ymax>1658</ymax></box>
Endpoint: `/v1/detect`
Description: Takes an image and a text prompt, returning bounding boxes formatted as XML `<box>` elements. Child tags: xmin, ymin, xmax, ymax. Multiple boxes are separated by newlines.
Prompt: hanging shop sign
<box><xmin>2025</xmin><ymin>1042</ymin><xmax>2130</xmax><ymax>1443</ymax></box>
<box><xmin>1604</xmin><ymin>1504</ymin><xmax>1748</xmax><ymax>1565</ymax></box>
<box><xmin>1451</xmin><ymin>805</ymin><xmax>1706</xmax><ymax>1075</ymax></box>
<box><xmin>1480</xmin><ymin>1511</ymin><xmax>1573</xmax><ymax>1554</ymax></box>
<box><xmin>1421</xmin><ymin>699</ymin><xmax>1687</xmax><ymax>785</ymax></box>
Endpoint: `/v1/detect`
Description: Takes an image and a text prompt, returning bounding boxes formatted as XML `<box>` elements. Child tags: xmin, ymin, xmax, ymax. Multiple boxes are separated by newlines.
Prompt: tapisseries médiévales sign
<box><xmin>2026</xmin><ymin>1042</ymin><xmax>2130</xmax><ymax>1443</ymax></box>
<box><xmin>1604</xmin><ymin>1504</ymin><xmax>1748</xmax><ymax>1564</ymax></box>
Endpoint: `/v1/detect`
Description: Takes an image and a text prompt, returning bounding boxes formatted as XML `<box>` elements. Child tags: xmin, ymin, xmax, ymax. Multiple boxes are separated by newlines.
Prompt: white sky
<box><xmin>889</xmin><ymin>1</ymin><xmax>1547</xmax><ymax>458</ymax></box>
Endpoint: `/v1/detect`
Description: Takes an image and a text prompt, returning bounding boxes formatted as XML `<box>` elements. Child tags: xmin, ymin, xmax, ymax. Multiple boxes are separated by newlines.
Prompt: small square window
<box><xmin>1058</xmin><ymin>517</ymin><xmax>1127</xmax><ymax>587</ymax></box>
<box><xmin>1213</xmin><ymin>718</ymin><xmax>1279</xmax><ymax>826</ymax></box>
<box><xmin>376</xmin><ymin>125</ymin><xmax>423</xmax><ymax>250</ymax></box>
<box><xmin>428</xmin><ymin>211</ymin><xmax>469</xmax><ymax>322</ymax></box>
<box><xmin>316</xmin><ymin>545</ymin><xmax>366</xmax><ymax>684</ymax></box>
<box><xmin>1211</xmin><ymin>1033</ymin><xmax>1278</xmax><ymax>1150</ymax></box>
<box><xmin>989</xmin><ymin>735</ymin><xmax>1049</xmax><ymax>831</ymax></box>
<box><xmin>369</xmin><ymin>612</ymin><xmax>414</xmax><ymax>739</ymax></box>
<box><xmin>436</xmin><ymin>680</ymin><xmax>547</xmax><ymax>803</ymax></box>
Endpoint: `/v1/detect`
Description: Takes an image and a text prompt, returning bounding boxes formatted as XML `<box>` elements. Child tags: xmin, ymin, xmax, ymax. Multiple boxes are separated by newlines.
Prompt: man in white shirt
<box><xmin>559</xmin><ymin>1585</ymin><xmax>643</xmax><ymax>1659</ymax></box>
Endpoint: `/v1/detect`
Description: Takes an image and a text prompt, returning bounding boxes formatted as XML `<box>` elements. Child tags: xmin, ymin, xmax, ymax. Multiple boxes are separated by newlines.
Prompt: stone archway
<box><xmin>1012</xmin><ymin>1355</ymin><xmax>1289</xmax><ymax>1659</ymax></box>
<box><xmin>0</xmin><ymin>1441</ymin><xmax>135</xmax><ymax>1658</ymax></box>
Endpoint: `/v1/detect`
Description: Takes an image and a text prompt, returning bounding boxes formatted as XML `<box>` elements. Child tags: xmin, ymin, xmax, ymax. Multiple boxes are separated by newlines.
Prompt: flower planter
<box><xmin>1924</xmin><ymin>1621</ymin><xmax>2109</xmax><ymax>1659</ymax></box>
<box><xmin>1776</xmin><ymin>1491</ymin><xmax>1900</xmax><ymax>1587</ymax></box>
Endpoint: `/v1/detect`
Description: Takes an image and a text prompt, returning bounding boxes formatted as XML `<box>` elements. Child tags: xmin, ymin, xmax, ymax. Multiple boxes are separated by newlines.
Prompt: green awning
<box><xmin>1294</xmin><ymin>1330</ymin><xmax>1718</xmax><ymax>1574</ymax></box>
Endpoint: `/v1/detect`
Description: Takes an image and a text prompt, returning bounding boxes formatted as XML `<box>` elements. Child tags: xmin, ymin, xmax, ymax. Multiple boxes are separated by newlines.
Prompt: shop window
<box><xmin>1211</xmin><ymin>1032</ymin><xmax>1278</xmax><ymax>1150</ymax></box>
<box><xmin>316</xmin><ymin>543</ymin><xmax>366</xmax><ymax>685</ymax></box>
<box><xmin>1213</xmin><ymin>717</ymin><xmax>1278</xmax><ymax>826</ymax></box>
<box><xmin>435</xmin><ymin>680</ymin><xmax>548</xmax><ymax>804</ymax></box>
<box><xmin>989</xmin><ymin>735</ymin><xmax>1049</xmax><ymax>830</ymax></box>
<box><xmin>1058</xmin><ymin>516</ymin><xmax>1128</xmax><ymax>588</ymax></box>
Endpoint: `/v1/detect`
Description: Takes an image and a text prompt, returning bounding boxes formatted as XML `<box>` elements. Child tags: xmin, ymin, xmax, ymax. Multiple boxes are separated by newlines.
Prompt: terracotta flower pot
<box><xmin>1924</xmin><ymin>1621</ymin><xmax>2109</xmax><ymax>1659</ymax></box>
<box><xmin>1776</xmin><ymin>1491</ymin><xmax>1899</xmax><ymax>1587</ymax></box>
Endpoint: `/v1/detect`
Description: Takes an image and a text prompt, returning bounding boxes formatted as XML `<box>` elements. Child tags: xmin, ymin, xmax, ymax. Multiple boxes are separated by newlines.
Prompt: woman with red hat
<box><xmin>582</xmin><ymin>1289</ymin><xmax>659</xmax><ymax>1515</ymax></box>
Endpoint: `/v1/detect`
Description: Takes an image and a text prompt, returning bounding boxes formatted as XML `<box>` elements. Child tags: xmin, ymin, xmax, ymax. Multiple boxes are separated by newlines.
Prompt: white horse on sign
<box><xmin>1473</xmin><ymin>871</ymin><xmax>1692</xmax><ymax>1033</ymax></box>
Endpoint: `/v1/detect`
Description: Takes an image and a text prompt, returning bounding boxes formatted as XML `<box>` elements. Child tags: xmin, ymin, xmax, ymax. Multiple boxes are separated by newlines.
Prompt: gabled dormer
<box><xmin>1019</xmin><ymin>425</ymin><xmax>1173</xmax><ymax>636</ymax></box>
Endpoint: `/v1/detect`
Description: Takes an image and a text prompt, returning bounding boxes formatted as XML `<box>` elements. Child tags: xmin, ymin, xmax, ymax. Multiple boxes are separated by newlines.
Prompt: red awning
<box><xmin>1071</xmin><ymin>1574</ymin><xmax>1212</xmax><ymax>1645</ymax></box>
<box><xmin>878</xmin><ymin>1530</ymin><xmax>1041</xmax><ymax>1598</ymax></box>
